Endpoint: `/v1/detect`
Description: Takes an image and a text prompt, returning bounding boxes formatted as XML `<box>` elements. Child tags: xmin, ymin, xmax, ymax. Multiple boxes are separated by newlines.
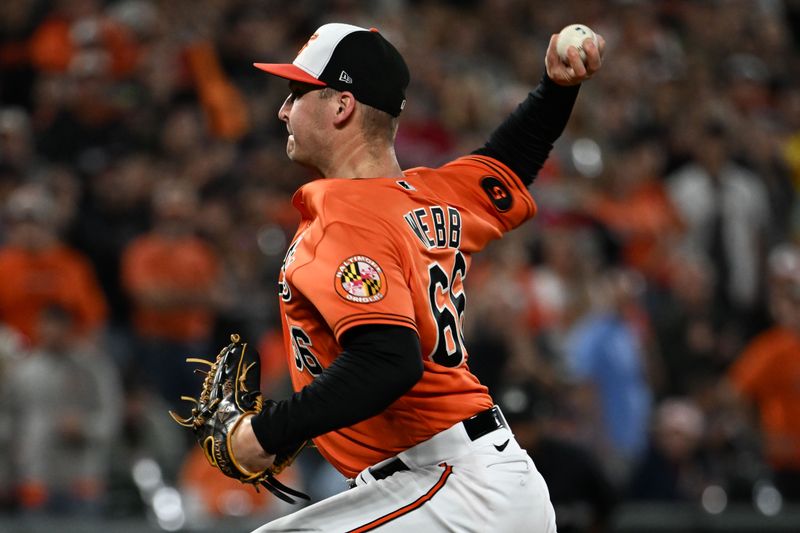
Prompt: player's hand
<box><xmin>545</xmin><ymin>33</ymin><xmax>605</xmax><ymax>86</ymax></box>
<box><xmin>231</xmin><ymin>414</ymin><xmax>276</xmax><ymax>473</ymax></box>
<box><xmin>170</xmin><ymin>335</ymin><xmax>309</xmax><ymax>503</ymax></box>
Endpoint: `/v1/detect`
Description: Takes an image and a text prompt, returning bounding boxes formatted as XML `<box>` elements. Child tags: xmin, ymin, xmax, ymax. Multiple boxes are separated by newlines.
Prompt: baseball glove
<box><xmin>169</xmin><ymin>334</ymin><xmax>309</xmax><ymax>503</ymax></box>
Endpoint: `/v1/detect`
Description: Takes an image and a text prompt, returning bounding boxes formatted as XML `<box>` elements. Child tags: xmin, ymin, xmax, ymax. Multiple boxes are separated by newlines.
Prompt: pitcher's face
<box><xmin>278</xmin><ymin>82</ymin><xmax>331</xmax><ymax>169</ymax></box>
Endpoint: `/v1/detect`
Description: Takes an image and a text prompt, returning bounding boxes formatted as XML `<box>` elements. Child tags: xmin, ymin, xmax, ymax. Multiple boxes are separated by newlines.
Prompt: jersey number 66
<box><xmin>427</xmin><ymin>250</ymin><xmax>467</xmax><ymax>368</ymax></box>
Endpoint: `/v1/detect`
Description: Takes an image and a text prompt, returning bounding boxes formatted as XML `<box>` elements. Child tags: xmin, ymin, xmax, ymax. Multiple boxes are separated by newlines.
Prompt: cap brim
<box><xmin>253</xmin><ymin>63</ymin><xmax>327</xmax><ymax>86</ymax></box>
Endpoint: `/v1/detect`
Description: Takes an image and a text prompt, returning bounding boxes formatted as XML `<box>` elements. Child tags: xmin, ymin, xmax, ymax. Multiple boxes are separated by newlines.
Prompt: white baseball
<box><xmin>556</xmin><ymin>24</ymin><xmax>597</xmax><ymax>63</ymax></box>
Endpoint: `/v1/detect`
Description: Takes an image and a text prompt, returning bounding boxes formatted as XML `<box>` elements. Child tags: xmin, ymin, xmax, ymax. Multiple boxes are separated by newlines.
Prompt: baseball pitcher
<box><xmin>173</xmin><ymin>22</ymin><xmax>603</xmax><ymax>532</ymax></box>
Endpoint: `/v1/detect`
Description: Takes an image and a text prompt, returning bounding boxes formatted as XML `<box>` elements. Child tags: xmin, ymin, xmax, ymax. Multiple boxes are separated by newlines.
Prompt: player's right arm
<box><xmin>473</xmin><ymin>32</ymin><xmax>603</xmax><ymax>187</ymax></box>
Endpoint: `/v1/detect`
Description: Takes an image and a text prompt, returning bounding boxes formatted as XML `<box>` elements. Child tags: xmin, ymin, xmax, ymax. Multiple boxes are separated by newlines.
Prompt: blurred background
<box><xmin>1</xmin><ymin>0</ymin><xmax>800</xmax><ymax>531</ymax></box>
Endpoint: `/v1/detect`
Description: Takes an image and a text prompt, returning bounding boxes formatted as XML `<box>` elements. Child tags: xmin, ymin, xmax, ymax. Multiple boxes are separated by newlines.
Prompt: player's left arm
<box><xmin>231</xmin><ymin>325</ymin><xmax>422</xmax><ymax>472</ymax></box>
<box><xmin>473</xmin><ymin>32</ymin><xmax>605</xmax><ymax>186</ymax></box>
<box><xmin>231</xmin><ymin>220</ymin><xmax>425</xmax><ymax>473</ymax></box>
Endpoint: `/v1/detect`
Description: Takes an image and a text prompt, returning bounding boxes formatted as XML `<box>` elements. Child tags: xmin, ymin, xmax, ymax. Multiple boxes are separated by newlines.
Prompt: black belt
<box><xmin>369</xmin><ymin>406</ymin><xmax>507</xmax><ymax>481</ymax></box>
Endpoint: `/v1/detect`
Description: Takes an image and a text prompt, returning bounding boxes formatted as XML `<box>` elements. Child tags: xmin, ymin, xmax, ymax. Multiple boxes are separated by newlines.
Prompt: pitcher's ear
<box><xmin>333</xmin><ymin>91</ymin><xmax>356</xmax><ymax>126</ymax></box>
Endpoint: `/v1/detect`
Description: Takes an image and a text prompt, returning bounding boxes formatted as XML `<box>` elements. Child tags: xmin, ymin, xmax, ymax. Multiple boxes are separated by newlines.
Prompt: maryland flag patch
<box><xmin>335</xmin><ymin>255</ymin><xmax>386</xmax><ymax>303</ymax></box>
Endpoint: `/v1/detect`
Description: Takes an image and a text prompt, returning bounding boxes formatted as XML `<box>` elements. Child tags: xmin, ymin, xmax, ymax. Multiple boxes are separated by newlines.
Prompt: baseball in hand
<box><xmin>556</xmin><ymin>24</ymin><xmax>598</xmax><ymax>63</ymax></box>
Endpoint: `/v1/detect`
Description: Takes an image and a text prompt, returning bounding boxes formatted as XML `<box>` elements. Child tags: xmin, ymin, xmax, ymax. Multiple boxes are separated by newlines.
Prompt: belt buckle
<box><xmin>463</xmin><ymin>405</ymin><xmax>506</xmax><ymax>441</ymax></box>
<box><xmin>369</xmin><ymin>457</ymin><xmax>409</xmax><ymax>481</ymax></box>
<box><xmin>493</xmin><ymin>405</ymin><xmax>509</xmax><ymax>431</ymax></box>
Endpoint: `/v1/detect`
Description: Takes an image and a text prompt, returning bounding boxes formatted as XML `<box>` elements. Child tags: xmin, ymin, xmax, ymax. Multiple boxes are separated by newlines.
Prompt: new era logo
<box><xmin>339</xmin><ymin>71</ymin><xmax>353</xmax><ymax>84</ymax></box>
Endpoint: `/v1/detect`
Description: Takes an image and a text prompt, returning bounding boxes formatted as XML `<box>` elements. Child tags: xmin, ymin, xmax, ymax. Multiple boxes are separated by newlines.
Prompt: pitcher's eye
<box><xmin>287</xmin><ymin>83</ymin><xmax>320</xmax><ymax>102</ymax></box>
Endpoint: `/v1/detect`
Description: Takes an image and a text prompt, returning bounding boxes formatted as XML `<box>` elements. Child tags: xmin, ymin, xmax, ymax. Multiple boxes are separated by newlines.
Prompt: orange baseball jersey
<box><xmin>278</xmin><ymin>154</ymin><xmax>537</xmax><ymax>477</ymax></box>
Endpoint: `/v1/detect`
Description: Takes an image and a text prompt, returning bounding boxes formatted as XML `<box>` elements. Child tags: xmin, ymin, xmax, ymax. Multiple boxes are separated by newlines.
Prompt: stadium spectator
<box><xmin>5</xmin><ymin>304</ymin><xmax>121</xmax><ymax>514</ymax></box>
<box><xmin>68</xmin><ymin>154</ymin><xmax>153</xmax><ymax>371</ymax></box>
<box><xmin>583</xmin><ymin>130</ymin><xmax>683</xmax><ymax>287</ymax></box>
<box><xmin>666</xmin><ymin>120</ymin><xmax>770</xmax><ymax>332</ymax></box>
<box><xmin>0</xmin><ymin>184</ymin><xmax>107</xmax><ymax>345</ymax></box>
<box><xmin>628</xmin><ymin>397</ymin><xmax>712</xmax><ymax>502</ymax></box>
<box><xmin>564</xmin><ymin>268</ymin><xmax>654</xmax><ymax>484</ymax></box>
<box><xmin>121</xmin><ymin>179</ymin><xmax>222</xmax><ymax>410</ymax></box>
<box><xmin>651</xmin><ymin>250</ymin><xmax>733</xmax><ymax>398</ymax></box>
<box><xmin>724</xmin><ymin>244</ymin><xmax>800</xmax><ymax>500</ymax></box>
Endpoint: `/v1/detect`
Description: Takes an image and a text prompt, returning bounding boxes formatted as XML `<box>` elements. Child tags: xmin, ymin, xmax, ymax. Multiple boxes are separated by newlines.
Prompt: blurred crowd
<box><xmin>1</xmin><ymin>0</ymin><xmax>800</xmax><ymax>530</ymax></box>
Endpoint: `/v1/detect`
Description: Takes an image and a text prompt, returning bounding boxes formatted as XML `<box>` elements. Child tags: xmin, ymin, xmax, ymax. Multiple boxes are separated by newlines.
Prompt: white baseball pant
<box><xmin>252</xmin><ymin>410</ymin><xmax>556</xmax><ymax>532</ymax></box>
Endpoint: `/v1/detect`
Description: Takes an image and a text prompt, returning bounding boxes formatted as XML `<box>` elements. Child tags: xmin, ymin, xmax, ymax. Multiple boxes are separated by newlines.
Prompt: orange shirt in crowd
<box><xmin>585</xmin><ymin>181</ymin><xmax>683</xmax><ymax>284</ymax></box>
<box><xmin>728</xmin><ymin>326</ymin><xmax>800</xmax><ymax>470</ymax></box>
<box><xmin>28</xmin><ymin>15</ymin><xmax>140</xmax><ymax>77</ymax></box>
<box><xmin>121</xmin><ymin>234</ymin><xmax>219</xmax><ymax>342</ymax></box>
<box><xmin>0</xmin><ymin>244</ymin><xmax>107</xmax><ymax>344</ymax></box>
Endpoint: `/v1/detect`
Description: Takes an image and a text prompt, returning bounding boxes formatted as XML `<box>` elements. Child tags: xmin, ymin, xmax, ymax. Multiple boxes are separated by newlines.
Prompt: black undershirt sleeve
<box><xmin>250</xmin><ymin>325</ymin><xmax>423</xmax><ymax>454</ymax></box>
<box><xmin>473</xmin><ymin>74</ymin><xmax>580</xmax><ymax>186</ymax></box>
